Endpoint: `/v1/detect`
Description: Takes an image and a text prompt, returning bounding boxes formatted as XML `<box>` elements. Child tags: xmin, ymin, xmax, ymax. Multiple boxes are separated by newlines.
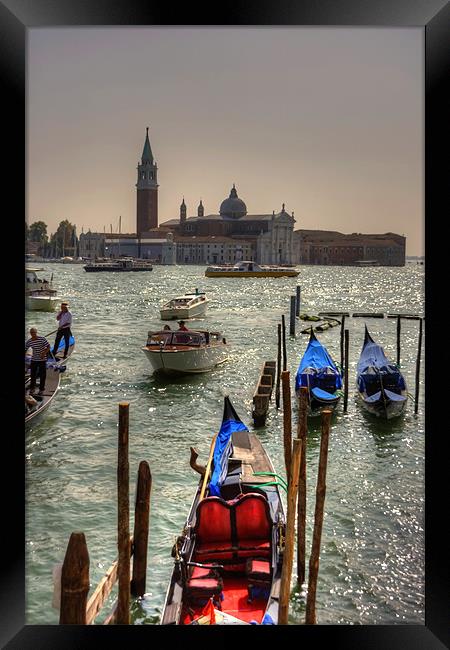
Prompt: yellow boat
<box><xmin>205</xmin><ymin>261</ymin><xmax>299</xmax><ymax>278</ymax></box>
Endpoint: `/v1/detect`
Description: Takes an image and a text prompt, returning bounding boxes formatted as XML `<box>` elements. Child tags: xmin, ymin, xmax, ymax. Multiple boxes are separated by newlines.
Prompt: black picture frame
<box><xmin>2</xmin><ymin>0</ymin><xmax>447</xmax><ymax>647</ymax></box>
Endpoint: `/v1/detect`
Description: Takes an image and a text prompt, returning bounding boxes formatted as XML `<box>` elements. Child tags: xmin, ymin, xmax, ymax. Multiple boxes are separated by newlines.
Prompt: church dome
<box><xmin>219</xmin><ymin>185</ymin><xmax>247</xmax><ymax>218</ymax></box>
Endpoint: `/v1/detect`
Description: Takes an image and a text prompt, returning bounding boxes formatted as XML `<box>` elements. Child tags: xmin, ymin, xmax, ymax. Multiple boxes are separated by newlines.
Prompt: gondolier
<box><xmin>25</xmin><ymin>327</ymin><xmax>50</xmax><ymax>395</ymax></box>
<box><xmin>52</xmin><ymin>301</ymin><xmax>73</xmax><ymax>359</ymax></box>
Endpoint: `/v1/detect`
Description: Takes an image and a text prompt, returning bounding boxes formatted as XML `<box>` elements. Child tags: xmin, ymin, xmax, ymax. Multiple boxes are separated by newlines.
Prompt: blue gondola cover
<box><xmin>209</xmin><ymin>397</ymin><xmax>249</xmax><ymax>498</ymax></box>
<box><xmin>295</xmin><ymin>333</ymin><xmax>342</xmax><ymax>393</ymax></box>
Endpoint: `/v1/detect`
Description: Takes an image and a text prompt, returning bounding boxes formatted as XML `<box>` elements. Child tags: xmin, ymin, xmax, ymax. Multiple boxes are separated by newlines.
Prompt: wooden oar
<box><xmin>198</xmin><ymin>433</ymin><xmax>218</xmax><ymax>501</ymax></box>
<box><xmin>44</xmin><ymin>328</ymin><xmax>59</xmax><ymax>338</ymax></box>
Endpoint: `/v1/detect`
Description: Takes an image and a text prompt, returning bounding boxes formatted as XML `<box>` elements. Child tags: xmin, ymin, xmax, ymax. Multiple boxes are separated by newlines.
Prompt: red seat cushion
<box><xmin>246</xmin><ymin>559</ymin><xmax>271</xmax><ymax>581</ymax></box>
<box><xmin>234</xmin><ymin>494</ymin><xmax>271</xmax><ymax>541</ymax></box>
<box><xmin>194</xmin><ymin>497</ymin><xmax>232</xmax><ymax>543</ymax></box>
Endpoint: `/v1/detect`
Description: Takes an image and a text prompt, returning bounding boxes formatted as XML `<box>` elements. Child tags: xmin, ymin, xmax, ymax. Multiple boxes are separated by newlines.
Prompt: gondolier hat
<box><xmin>178</xmin><ymin>320</ymin><xmax>185</xmax><ymax>325</ymax></box>
<box><xmin>61</xmin><ymin>301</ymin><xmax>69</xmax><ymax>306</ymax></box>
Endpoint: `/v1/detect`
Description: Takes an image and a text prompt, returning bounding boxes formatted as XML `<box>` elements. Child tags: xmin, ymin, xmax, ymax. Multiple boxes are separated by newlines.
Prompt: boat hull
<box><xmin>356</xmin><ymin>389</ymin><xmax>408</xmax><ymax>419</ymax></box>
<box><xmin>142</xmin><ymin>344</ymin><xmax>228</xmax><ymax>375</ymax></box>
<box><xmin>205</xmin><ymin>269</ymin><xmax>299</xmax><ymax>278</ymax></box>
<box><xmin>160</xmin><ymin>302</ymin><xmax>208</xmax><ymax>320</ymax></box>
<box><xmin>26</xmin><ymin>295</ymin><xmax>59</xmax><ymax>311</ymax></box>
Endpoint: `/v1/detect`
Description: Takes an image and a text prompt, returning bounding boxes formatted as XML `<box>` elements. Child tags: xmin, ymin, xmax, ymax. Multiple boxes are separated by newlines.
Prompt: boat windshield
<box><xmin>146</xmin><ymin>331</ymin><xmax>172</xmax><ymax>346</ymax></box>
<box><xmin>172</xmin><ymin>332</ymin><xmax>206</xmax><ymax>346</ymax></box>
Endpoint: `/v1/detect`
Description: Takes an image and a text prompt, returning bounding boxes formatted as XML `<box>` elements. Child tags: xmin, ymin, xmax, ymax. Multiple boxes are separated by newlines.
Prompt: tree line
<box><xmin>25</xmin><ymin>219</ymin><xmax>78</xmax><ymax>257</ymax></box>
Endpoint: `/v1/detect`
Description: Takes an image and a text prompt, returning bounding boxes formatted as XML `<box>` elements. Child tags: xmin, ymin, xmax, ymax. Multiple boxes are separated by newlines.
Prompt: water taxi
<box><xmin>26</xmin><ymin>268</ymin><xmax>59</xmax><ymax>311</ymax></box>
<box><xmin>142</xmin><ymin>328</ymin><xmax>228</xmax><ymax>375</ymax></box>
<box><xmin>205</xmin><ymin>261</ymin><xmax>299</xmax><ymax>278</ymax></box>
<box><xmin>160</xmin><ymin>290</ymin><xmax>208</xmax><ymax>320</ymax></box>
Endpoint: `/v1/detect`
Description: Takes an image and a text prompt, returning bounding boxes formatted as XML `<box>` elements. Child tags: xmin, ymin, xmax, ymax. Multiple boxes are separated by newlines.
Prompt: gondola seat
<box><xmin>193</xmin><ymin>494</ymin><xmax>273</xmax><ymax>565</ymax></box>
<box><xmin>246</xmin><ymin>558</ymin><xmax>272</xmax><ymax>602</ymax></box>
<box><xmin>184</xmin><ymin>565</ymin><xmax>224</xmax><ymax>608</ymax></box>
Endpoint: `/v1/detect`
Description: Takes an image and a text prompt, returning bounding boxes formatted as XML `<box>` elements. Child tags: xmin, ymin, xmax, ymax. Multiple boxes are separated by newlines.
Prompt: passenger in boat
<box><xmin>25</xmin><ymin>327</ymin><xmax>50</xmax><ymax>395</ymax></box>
<box><xmin>52</xmin><ymin>302</ymin><xmax>73</xmax><ymax>359</ymax></box>
<box><xmin>163</xmin><ymin>325</ymin><xmax>171</xmax><ymax>331</ymax></box>
<box><xmin>177</xmin><ymin>320</ymin><xmax>188</xmax><ymax>331</ymax></box>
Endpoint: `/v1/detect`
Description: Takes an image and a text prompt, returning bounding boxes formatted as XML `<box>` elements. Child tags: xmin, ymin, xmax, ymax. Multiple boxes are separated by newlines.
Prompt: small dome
<box><xmin>219</xmin><ymin>185</ymin><xmax>247</xmax><ymax>218</ymax></box>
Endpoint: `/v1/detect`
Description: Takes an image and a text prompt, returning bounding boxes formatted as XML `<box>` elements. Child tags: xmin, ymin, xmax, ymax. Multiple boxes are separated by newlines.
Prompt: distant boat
<box><xmin>84</xmin><ymin>258</ymin><xmax>153</xmax><ymax>272</ymax></box>
<box><xmin>356</xmin><ymin>326</ymin><xmax>408</xmax><ymax>419</ymax></box>
<box><xmin>160</xmin><ymin>395</ymin><xmax>285</xmax><ymax>625</ymax></box>
<box><xmin>142</xmin><ymin>328</ymin><xmax>228</xmax><ymax>375</ymax></box>
<box><xmin>205</xmin><ymin>261</ymin><xmax>299</xmax><ymax>278</ymax></box>
<box><xmin>25</xmin><ymin>268</ymin><xmax>59</xmax><ymax>312</ymax></box>
<box><xmin>160</xmin><ymin>290</ymin><xmax>208</xmax><ymax>320</ymax></box>
<box><xmin>295</xmin><ymin>330</ymin><xmax>342</xmax><ymax>415</ymax></box>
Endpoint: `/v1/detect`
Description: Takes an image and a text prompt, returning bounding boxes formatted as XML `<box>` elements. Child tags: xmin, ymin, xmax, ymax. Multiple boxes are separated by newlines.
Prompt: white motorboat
<box><xmin>160</xmin><ymin>290</ymin><xmax>208</xmax><ymax>320</ymax></box>
<box><xmin>26</xmin><ymin>268</ymin><xmax>59</xmax><ymax>311</ymax></box>
<box><xmin>142</xmin><ymin>328</ymin><xmax>229</xmax><ymax>375</ymax></box>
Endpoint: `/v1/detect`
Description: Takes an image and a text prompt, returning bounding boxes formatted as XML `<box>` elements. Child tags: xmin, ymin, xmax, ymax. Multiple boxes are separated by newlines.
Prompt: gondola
<box><xmin>356</xmin><ymin>326</ymin><xmax>408</xmax><ymax>419</ymax></box>
<box><xmin>160</xmin><ymin>396</ymin><xmax>286</xmax><ymax>625</ymax></box>
<box><xmin>25</xmin><ymin>335</ymin><xmax>75</xmax><ymax>386</ymax></box>
<box><xmin>295</xmin><ymin>330</ymin><xmax>342</xmax><ymax>415</ymax></box>
<box><xmin>25</xmin><ymin>361</ymin><xmax>61</xmax><ymax>425</ymax></box>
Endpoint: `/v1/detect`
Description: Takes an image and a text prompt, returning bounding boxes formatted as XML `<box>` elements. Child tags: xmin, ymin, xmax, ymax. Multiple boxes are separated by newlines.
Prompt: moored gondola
<box><xmin>295</xmin><ymin>330</ymin><xmax>342</xmax><ymax>415</ymax></box>
<box><xmin>160</xmin><ymin>396</ymin><xmax>286</xmax><ymax>625</ymax></box>
<box><xmin>356</xmin><ymin>326</ymin><xmax>408</xmax><ymax>419</ymax></box>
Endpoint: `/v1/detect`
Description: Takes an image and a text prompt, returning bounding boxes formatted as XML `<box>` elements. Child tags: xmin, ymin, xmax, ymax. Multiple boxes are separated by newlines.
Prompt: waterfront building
<box><xmin>294</xmin><ymin>230</ymin><xmax>406</xmax><ymax>266</ymax></box>
<box><xmin>175</xmin><ymin>235</ymin><xmax>253</xmax><ymax>265</ymax></box>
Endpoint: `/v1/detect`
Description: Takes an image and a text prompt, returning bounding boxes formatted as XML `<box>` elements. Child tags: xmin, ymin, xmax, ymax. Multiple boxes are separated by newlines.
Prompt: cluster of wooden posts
<box><xmin>58</xmin><ymin>403</ymin><xmax>151</xmax><ymax>625</ymax></box>
<box><xmin>277</xmin><ymin>383</ymin><xmax>331</xmax><ymax>624</ymax></box>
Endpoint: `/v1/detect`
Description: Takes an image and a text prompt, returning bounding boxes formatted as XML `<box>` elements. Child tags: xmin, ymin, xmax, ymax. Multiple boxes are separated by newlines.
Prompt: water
<box><xmin>25</xmin><ymin>263</ymin><xmax>425</xmax><ymax>625</ymax></box>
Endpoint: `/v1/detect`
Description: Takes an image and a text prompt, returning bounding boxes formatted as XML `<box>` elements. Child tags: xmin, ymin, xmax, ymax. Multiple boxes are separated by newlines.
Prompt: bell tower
<box><xmin>136</xmin><ymin>127</ymin><xmax>158</xmax><ymax>236</ymax></box>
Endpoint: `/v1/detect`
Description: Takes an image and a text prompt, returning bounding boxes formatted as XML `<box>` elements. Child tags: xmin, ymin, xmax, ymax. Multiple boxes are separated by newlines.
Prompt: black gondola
<box><xmin>160</xmin><ymin>396</ymin><xmax>286</xmax><ymax>625</ymax></box>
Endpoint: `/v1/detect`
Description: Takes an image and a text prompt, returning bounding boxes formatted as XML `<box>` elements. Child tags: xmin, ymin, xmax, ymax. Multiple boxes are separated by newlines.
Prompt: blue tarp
<box><xmin>209</xmin><ymin>397</ymin><xmax>248</xmax><ymax>498</ymax></box>
<box><xmin>295</xmin><ymin>335</ymin><xmax>342</xmax><ymax>392</ymax></box>
<box><xmin>56</xmin><ymin>334</ymin><xmax>75</xmax><ymax>352</ymax></box>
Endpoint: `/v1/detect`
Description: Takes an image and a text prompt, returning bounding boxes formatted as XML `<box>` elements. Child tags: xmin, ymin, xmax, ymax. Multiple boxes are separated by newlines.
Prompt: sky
<box><xmin>27</xmin><ymin>27</ymin><xmax>424</xmax><ymax>256</ymax></box>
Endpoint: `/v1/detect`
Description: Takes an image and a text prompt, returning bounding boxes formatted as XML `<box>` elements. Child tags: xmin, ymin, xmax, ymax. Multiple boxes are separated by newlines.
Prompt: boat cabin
<box><xmin>146</xmin><ymin>330</ymin><xmax>222</xmax><ymax>347</ymax></box>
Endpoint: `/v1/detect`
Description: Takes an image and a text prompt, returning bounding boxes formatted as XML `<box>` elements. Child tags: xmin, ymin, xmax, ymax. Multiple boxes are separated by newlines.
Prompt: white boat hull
<box><xmin>26</xmin><ymin>295</ymin><xmax>59</xmax><ymax>311</ymax></box>
<box><xmin>160</xmin><ymin>301</ymin><xmax>208</xmax><ymax>320</ymax></box>
<box><xmin>142</xmin><ymin>344</ymin><xmax>228</xmax><ymax>375</ymax></box>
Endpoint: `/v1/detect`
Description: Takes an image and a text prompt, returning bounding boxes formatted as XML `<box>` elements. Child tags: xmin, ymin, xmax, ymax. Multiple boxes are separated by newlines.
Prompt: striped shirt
<box><xmin>25</xmin><ymin>336</ymin><xmax>50</xmax><ymax>361</ymax></box>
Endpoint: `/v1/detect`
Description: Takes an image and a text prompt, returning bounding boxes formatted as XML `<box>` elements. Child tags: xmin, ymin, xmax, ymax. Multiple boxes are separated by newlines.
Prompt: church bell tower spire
<box><xmin>136</xmin><ymin>127</ymin><xmax>159</xmax><ymax>236</ymax></box>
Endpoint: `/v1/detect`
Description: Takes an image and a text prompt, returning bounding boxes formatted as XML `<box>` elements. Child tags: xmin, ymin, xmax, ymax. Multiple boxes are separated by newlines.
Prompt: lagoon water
<box><xmin>25</xmin><ymin>263</ymin><xmax>424</xmax><ymax>625</ymax></box>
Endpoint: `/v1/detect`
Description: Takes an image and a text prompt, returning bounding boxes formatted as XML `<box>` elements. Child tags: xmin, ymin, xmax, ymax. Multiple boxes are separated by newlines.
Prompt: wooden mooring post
<box><xmin>281</xmin><ymin>370</ymin><xmax>292</xmax><ymax>483</ymax></box>
<box><xmin>340</xmin><ymin>315</ymin><xmax>346</xmax><ymax>372</ymax></box>
<box><xmin>131</xmin><ymin>460</ymin><xmax>152</xmax><ymax>597</ymax></box>
<box><xmin>414</xmin><ymin>317</ymin><xmax>423</xmax><ymax>414</ymax></box>
<box><xmin>278</xmin><ymin>438</ymin><xmax>302</xmax><ymax>625</ymax></box>
<box><xmin>282</xmin><ymin>314</ymin><xmax>287</xmax><ymax>371</ymax></box>
<box><xmin>276</xmin><ymin>323</ymin><xmax>282</xmax><ymax>409</ymax></box>
<box><xmin>60</xmin><ymin>532</ymin><xmax>90</xmax><ymax>624</ymax></box>
<box><xmin>305</xmin><ymin>409</ymin><xmax>332</xmax><ymax>625</ymax></box>
<box><xmin>117</xmin><ymin>402</ymin><xmax>131</xmax><ymax>624</ymax></box>
<box><xmin>343</xmin><ymin>329</ymin><xmax>349</xmax><ymax>413</ymax></box>
<box><xmin>396</xmin><ymin>315</ymin><xmax>401</xmax><ymax>366</ymax></box>
<box><xmin>296</xmin><ymin>285</ymin><xmax>301</xmax><ymax>317</ymax></box>
<box><xmin>289</xmin><ymin>296</ymin><xmax>296</xmax><ymax>337</ymax></box>
<box><xmin>297</xmin><ymin>387</ymin><xmax>308</xmax><ymax>588</ymax></box>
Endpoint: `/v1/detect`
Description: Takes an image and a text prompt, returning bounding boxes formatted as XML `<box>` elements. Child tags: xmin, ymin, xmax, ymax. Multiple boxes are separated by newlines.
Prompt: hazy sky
<box><xmin>27</xmin><ymin>27</ymin><xmax>424</xmax><ymax>255</ymax></box>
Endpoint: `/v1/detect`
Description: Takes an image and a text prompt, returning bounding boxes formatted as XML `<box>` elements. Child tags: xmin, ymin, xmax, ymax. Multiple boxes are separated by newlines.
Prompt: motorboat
<box><xmin>83</xmin><ymin>257</ymin><xmax>153</xmax><ymax>272</ymax></box>
<box><xmin>205</xmin><ymin>261</ymin><xmax>299</xmax><ymax>278</ymax></box>
<box><xmin>356</xmin><ymin>326</ymin><xmax>408</xmax><ymax>419</ymax></box>
<box><xmin>295</xmin><ymin>330</ymin><xmax>342</xmax><ymax>415</ymax></box>
<box><xmin>160</xmin><ymin>395</ymin><xmax>286</xmax><ymax>625</ymax></box>
<box><xmin>142</xmin><ymin>328</ymin><xmax>228</xmax><ymax>375</ymax></box>
<box><xmin>160</xmin><ymin>290</ymin><xmax>208</xmax><ymax>320</ymax></box>
<box><xmin>25</xmin><ymin>268</ymin><xmax>59</xmax><ymax>311</ymax></box>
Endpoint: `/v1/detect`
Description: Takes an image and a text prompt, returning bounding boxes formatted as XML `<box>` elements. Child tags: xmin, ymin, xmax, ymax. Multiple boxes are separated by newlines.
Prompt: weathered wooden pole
<box><xmin>131</xmin><ymin>460</ymin><xmax>152</xmax><ymax>597</ymax></box>
<box><xmin>396</xmin><ymin>315</ymin><xmax>401</xmax><ymax>366</ymax></box>
<box><xmin>289</xmin><ymin>296</ymin><xmax>296</xmax><ymax>337</ymax></box>
<box><xmin>296</xmin><ymin>285</ymin><xmax>301</xmax><ymax>317</ymax></box>
<box><xmin>117</xmin><ymin>402</ymin><xmax>130</xmax><ymax>624</ymax></box>
<box><xmin>59</xmin><ymin>532</ymin><xmax>90</xmax><ymax>624</ymax></box>
<box><xmin>296</xmin><ymin>387</ymin><xmax>308</xmax><ymax>587</ymax></box>
<box><xmin>414</xmin><ymin>317</ymin><xmax>423</xmax><ymax>415</ymax></box>
<box><xmin>281</xmin><ymin>315</ymin><xmax>287</xmax><ymax>371</ymax></box>
<box><xmin>278</xmin><ymin>438</ymin><xmax>302</xmax><ymax>625</ymax></box>
<box><xmin>276</xmin><ymin>323</ymin><xmax>282</xmax><ymax>408</ymax></box>
<box><xmin>340</xmin><ymin>315</ymin><xmax>346</xmax><ymax>372</ymax></box>
<box><xmin>281</xmin><ymin>370</ymin><xmax>292</xmax><ymax>483</ymax></box>
<box><xmin>343</xmin><ymin>329</ymin><xmax>349</xmax><ymax>413</ymax></box>
<box><xmin>305</xmin><ymin>409</ymin><xmax>332</xmax><ymax>625</ymax></box>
